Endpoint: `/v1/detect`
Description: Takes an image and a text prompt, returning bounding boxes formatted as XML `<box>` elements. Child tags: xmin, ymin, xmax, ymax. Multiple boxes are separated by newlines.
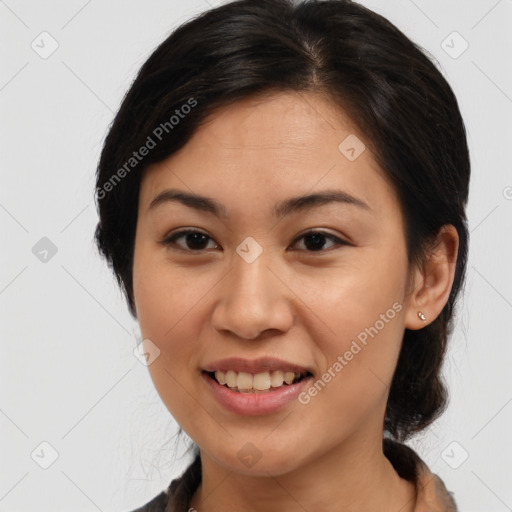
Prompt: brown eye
<box><xmin>162</xmin><ymin>230</ymin><xmax>218</xmax><ymax>252</ymax></box>
<box><xmin>160</xmin><ymin>229</ymin><xmax>348</xmax><ymax>254</ymax></box>
<box><xmin>291</xmin><ymin>231</ymin><xmax>348</xmax><ymax>252</ymax></box>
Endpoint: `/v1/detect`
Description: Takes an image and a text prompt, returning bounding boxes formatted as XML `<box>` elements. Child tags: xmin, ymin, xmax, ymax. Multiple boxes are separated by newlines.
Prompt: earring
<box><xmin>418</xmin><ymin>311</ymin><xmax>427</xmax><ymax>322</ymax></box>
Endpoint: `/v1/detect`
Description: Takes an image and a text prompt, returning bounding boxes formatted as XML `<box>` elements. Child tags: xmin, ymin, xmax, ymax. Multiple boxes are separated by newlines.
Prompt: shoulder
<box><xmin>414</xmin><ymin>459</ymin><xmax>458</xmax><ymax>512</ymax></box>
<box><xmin>127</xmin><ymin>453</ymin><xmax>202</xmax><ymax>512</ymax></box>
<box><xmin>384</xmin><ymin>439</ymin><xmax>458</xmax><ymax>511</ymax></box>
<box><xmin>127</xmin><ymin>489</ymin><xmax>169</xmax><ymax>512</ymax></box>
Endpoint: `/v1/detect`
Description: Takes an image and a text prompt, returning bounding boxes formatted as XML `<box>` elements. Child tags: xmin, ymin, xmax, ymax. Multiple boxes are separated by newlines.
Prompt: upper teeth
<box><xmin>214</xmin><ymin>370</ymin><xmax>305</xmax><ymax>391</ymax></box>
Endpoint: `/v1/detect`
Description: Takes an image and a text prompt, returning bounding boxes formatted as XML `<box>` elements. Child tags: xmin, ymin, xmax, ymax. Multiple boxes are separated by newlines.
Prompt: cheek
<box><xmin>134</xmin><ymin>268</ymin><xmax>206</xmax><ymax>364</ymax></box>
<box><xmin>305</xmin><ymin>248</ymin><xmax>407</xmax><ymax>341</ymax></box>
<box><xmin>132</xmin><ymin>247</ymin><xmax>200</xmax><ymax>382</ymax></box>
<box><xmin>292</xmin><ymin>291</ymin><xmax>405</xmax><ymax>443</ymax></box>
<box><xmin>133</xmin><ymin>261</ymin><xmax>208</xmax><ymax>430</ymax></box>
<box><xmin>134</xmin><ymin>239</ymin><xmax>205</xmax><ymax>337</ymax></box>
<box><xmin>299</xmin><ymin>247</ymin><xmax>408</xmax><ymax>398</ymax></box>
<box><xmin>132</xmin><ymin>229</ymin><xmax>409</xmax><ymax>439</ymax></box>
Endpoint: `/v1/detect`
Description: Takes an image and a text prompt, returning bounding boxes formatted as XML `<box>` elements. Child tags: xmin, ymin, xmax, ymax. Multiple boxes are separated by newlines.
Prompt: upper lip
<box><xmin>203</xmin><ymin>357</ymin><xmax>312</xmax><ymax>375</ymax></box>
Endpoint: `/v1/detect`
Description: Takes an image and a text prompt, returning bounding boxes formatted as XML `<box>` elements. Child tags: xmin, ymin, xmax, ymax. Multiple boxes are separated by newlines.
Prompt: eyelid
<box><xmin>289</xmin><ymin>230</ymin><xmax>349</xmax><ymax>253</ymax></box>
<box><xmin>160</xmin><ymin>228</ymin><xmax>217</xmax><ymax>252</ymax></box>
<box><xmin>160</xmin><ymin>228</ymin><xmax>350</xmax><ymax>254</ymax></box>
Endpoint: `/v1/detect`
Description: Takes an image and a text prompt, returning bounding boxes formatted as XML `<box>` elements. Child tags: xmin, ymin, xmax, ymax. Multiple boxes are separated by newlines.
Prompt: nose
<box><xmin>211</xmin><ymin>250</ymin><xmax>294</xmax><ymax>340</ymax></box>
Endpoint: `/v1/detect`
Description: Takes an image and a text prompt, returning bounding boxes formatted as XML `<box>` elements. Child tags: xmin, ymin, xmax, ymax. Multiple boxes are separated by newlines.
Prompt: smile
<box><xmin>207</xmin><ymin>370</ymin><xmax>311</xmax><ymax>393</ymax></box>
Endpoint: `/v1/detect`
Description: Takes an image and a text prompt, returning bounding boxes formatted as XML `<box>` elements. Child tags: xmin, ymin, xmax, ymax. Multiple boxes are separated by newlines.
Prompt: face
<box><xmin>132</xmin><ymin>91</ymin><xmax>414</xmax><ymax>476</ymax></box>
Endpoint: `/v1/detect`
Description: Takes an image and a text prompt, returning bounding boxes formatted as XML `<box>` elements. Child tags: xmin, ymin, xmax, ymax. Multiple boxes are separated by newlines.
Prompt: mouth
<box><xmin>203</xmin><ymin>369</ymin><xmax>313</xmax><ymax>394</ymax></box>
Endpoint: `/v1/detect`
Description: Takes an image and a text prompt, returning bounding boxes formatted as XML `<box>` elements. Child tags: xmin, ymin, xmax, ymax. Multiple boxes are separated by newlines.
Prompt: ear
<box><xmin>404</xmin><ymin>224</ymin><xmax>459</xmax><ymax>330</ymax></box>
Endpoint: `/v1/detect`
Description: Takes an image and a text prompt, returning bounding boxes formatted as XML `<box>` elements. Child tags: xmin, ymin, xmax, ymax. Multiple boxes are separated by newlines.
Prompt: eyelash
<box><xmin>160</xmin><ymin>229</ymin><xmax>349</xmax><ymax>254</ymax></box>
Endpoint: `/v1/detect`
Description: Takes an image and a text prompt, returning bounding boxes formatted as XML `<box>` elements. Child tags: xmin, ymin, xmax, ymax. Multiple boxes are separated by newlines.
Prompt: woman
<box><xmin>94</xmin><ymin>0</ymin><xmax>469</xmax><ymax>510</ymax></box>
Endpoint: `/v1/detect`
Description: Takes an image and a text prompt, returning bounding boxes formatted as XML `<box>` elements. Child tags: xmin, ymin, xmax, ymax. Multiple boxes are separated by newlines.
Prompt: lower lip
<box><xmin>202</xmin><ymin>372</ymin><xmax>313</xmax><ymax>416</ymax></box>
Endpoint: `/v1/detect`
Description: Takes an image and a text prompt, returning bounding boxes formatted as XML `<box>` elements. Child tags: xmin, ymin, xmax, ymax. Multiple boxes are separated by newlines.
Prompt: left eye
<box><xmin>161</xmin><ymin>229</ymin><xmax>348</xmax><ymax>253</ymax></box>
<box><xmin>291</xmin><ymin>231</ymin><xmax>347</xmax><ymax>252</ymax></box>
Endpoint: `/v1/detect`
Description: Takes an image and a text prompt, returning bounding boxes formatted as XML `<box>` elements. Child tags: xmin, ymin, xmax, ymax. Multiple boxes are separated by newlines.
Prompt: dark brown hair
<box><xmin>94</xmin><ymin>0</ymin><xmax>470</xmax><ymax>445</ymax></box>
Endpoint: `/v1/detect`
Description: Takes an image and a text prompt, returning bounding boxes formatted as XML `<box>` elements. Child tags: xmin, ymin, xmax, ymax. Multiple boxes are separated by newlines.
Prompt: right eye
<box><xmin>160</xmin><ymin>229</ymin><xmax>220</xmax><ymax>252</ymax></box>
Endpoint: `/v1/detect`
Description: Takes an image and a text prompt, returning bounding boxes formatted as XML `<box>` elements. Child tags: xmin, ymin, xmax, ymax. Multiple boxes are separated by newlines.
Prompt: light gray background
<box><xmin>1</xmin><ymin>0</ymin><xmax>511</xmax><ymax>510</ymax></box>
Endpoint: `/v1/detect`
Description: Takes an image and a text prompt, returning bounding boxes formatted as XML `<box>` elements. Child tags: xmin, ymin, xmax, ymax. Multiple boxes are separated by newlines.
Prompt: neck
<box><xmin>189</xmin><ymin>430</ymin><xmax>416</xmax><ymax>512</ymax></box>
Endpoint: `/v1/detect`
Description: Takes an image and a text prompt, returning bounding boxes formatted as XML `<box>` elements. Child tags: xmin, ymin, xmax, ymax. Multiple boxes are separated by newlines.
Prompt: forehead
<box><xmin>139</xmin><ymin>91</ymin><xmax>394</xmax><ymax>217</ymax></box>
<box><xmin>199</xmin><ymin>91</ymin><xmax>353</xmax><ymax>146</ymax></box>
<box><xmin>171</xmin><ymin>91</ymin><xmax>357</xmax><ymax>159</ymax></box>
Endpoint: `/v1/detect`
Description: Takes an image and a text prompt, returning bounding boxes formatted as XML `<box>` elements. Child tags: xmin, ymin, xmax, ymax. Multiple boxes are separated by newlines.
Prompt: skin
<box><xmin>132</xmin><ymin>91</ymin><xmax>459</xmax><ymax>512</ymax></box>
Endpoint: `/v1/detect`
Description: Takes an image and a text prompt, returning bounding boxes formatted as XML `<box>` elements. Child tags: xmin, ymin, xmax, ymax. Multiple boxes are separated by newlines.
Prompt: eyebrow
<box><xmin>148</xmin><ymin>188</ymin><xmax>372</xmax><ymax>219</ymax></box>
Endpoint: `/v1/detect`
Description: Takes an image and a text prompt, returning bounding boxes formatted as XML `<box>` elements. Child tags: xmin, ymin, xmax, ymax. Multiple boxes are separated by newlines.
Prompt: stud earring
<box><xmin>418</xmin><ymin>311</ymin><xmax>427</xmax><ymax>322</ymax></box>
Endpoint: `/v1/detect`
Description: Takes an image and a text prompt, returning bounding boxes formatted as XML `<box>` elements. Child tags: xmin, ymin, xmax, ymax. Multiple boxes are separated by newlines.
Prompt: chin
<box><xmin>199</xmin><ymin>439</ymin><xmax>307</xmax><ymax>477</ymax></box>
<box><xmin>229</xmin><ymin>454</ymin><xmax>302</xmax><ymax>477</ymax></box>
